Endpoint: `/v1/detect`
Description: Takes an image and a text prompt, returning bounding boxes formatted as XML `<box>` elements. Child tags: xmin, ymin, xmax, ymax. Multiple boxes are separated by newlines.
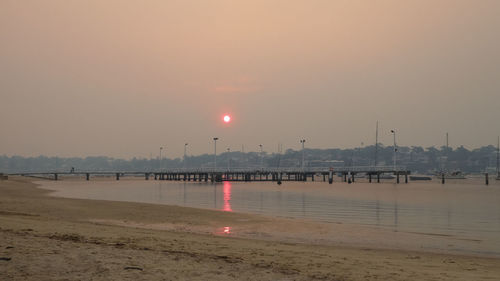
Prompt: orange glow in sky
<box><xmin>1</xmin><ymin>1</ymin><xmax>500</xmax><ymax>158</ymax></box>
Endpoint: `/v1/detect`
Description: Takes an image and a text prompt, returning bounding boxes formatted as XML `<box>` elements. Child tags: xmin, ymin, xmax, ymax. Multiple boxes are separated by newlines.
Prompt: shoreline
<box><xmin>1</xmin><ymin>177</ymin><xmax>500</xmax><ymax>280</ymax></box>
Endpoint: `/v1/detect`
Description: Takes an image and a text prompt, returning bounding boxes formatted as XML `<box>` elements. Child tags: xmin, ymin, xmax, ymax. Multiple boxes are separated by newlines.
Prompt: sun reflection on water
<box><xmin>215</xmin><ymin>226</ymin><xmax>232</xmax><ymax>235</ymax></box>
<box><xmin>223</xmin><ymin>181</ymin><xmax>232</xmax><ymax>212</ymax></box>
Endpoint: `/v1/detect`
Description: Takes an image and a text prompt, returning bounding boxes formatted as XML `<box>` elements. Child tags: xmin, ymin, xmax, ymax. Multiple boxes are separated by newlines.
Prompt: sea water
<box><xmin>40</xmin><ymin>178</ymin><xmax>500</xmax><ymax>255</ymax></box>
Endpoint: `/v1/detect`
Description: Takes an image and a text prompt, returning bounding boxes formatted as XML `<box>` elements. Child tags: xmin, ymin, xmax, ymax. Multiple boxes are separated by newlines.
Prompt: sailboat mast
<box><xmin>374</xmin><ymin>121</ymin><xmax>378</xmax><ymax>167</ymax></box>
<box><xmin>277</xmin><ymin>143</ymin><xmax>282</xmax><ymax>169</ymax></box>
<box><xmin>446</xmin><ymin>132</ymin><xmax>449</xmax><ymax>150</ymax></box>
<box><xmin>497</xmin><ymin>136</ymin><xmax>499</xmax><ymax>176</ymax></box>
<box><xmin>445</xmin><ymin>132</ymin><xmax>449</xmax><ymax>172</ymax></box>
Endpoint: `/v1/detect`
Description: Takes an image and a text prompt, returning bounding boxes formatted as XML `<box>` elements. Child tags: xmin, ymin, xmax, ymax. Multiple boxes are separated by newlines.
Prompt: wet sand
<box><xmin>1</xmin><ymin>177</ymin><xmax>499</xmax><ymax>280</ymax></box>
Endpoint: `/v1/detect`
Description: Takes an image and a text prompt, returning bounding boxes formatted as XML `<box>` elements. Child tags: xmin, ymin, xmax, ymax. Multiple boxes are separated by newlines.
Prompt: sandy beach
<box><xmin>1</xmin><ymin>177</ymin><xmax>499</xmax><ymax>281</ymax></box>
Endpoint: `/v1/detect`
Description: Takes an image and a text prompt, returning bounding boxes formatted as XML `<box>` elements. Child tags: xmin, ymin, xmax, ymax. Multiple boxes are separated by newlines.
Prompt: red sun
<box><xmin>223</xmin><ymin>115</ymin><xmax>231</xmax><ymax>123</ymax></box>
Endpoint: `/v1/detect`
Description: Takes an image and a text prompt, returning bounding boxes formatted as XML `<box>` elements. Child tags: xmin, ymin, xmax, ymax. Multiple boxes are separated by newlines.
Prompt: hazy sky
<box><xmin>1</xmin><ymin>0</ymin><xmax>499</xmax><ymax>158</ymax></box>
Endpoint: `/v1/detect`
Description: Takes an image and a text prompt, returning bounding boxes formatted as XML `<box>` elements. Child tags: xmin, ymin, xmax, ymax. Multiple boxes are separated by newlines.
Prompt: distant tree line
<box><xmin>1</xmin><ymin>144</ymin><xmax>498</xmax><ymax>174</ymax></box>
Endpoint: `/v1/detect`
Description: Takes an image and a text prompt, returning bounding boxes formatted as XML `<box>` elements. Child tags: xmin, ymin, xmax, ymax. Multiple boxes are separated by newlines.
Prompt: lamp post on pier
<box><xmin>391</xmin><ymin>130</ymin><xmax>397</xmax><ymax>170</ymax></box>
<box><xmin>213</xmin><ymin>137</ymin><xmax>219</xmax><ymax>171</ymax></box>
<box><xmin>300</xmin><ymin>139</ymin><xmax>306</xmax><ymax>171</ymax></box>
<box><xmin>227</xmin><ymin>147</ymin><xmax>230</xmax><ymax>171</ymax></box>
<box><xmin>259</xmin><ymin>144</ymin><xmax>263</xmax><ymax>171</ymax></box>
<box><xmin>183</xmin><ymin>143</ymin><xmax>188</xmax><ymax>169</ymax></box>
<box><xmin>159</xmin><ymin>146</ymin><xmax>164</xmax><ymax>172</ymax></box>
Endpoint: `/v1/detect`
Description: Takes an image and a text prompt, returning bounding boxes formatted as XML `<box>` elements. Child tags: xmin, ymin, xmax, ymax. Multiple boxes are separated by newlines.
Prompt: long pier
<box><xmin>9</xmin><ymin>166</ymin><xmax>411</xmax><ymax>184</ymax></box>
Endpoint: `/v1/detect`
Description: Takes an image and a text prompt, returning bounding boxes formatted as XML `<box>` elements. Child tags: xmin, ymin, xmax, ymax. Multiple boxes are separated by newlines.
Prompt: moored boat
<box><xmin>409</xmin><ymin>175</ymin><xmax>432</xmax><ymax>181</ymax></box>
<box><xmin>435</xmin><ymin>171</ymin><xmax>466</xmax><ymax>179</ymax></box>
<box><xmin>365</xmin><ymin>174</ymin><xmax>395</xmax><ymax>180</ymax></box>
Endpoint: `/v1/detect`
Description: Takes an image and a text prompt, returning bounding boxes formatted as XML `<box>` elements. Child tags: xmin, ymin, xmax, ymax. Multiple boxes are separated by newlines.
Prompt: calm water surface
<box><xmin>41</xmin><ymin>179</ymin><xmax>500</xmax><ymax>255</ymax></box>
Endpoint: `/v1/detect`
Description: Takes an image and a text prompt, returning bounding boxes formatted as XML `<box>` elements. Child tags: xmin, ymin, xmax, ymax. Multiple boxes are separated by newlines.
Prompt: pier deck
<box><xmin>9</xmin><ymin>166</ymin><xmax>411</xmax><ymax>184</ymax></box>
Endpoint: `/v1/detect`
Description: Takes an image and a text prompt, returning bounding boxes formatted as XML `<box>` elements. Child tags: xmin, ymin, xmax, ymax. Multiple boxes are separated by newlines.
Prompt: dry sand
<box><xmin>1</xmin><ymin>177</ymin><xmax>499</xmax><ymax>280</ymax></box>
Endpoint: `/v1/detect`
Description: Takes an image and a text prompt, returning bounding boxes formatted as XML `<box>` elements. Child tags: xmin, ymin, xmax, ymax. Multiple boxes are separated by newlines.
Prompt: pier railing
<box><xmin>8</xmin><ymin>166</ymin><xmax>407</xmax><ymax>175</ymax></box>
<box><xmin>154</xmin><ymin>166</ymin><xmax>407</xmax><ymax>173</ymax></box>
